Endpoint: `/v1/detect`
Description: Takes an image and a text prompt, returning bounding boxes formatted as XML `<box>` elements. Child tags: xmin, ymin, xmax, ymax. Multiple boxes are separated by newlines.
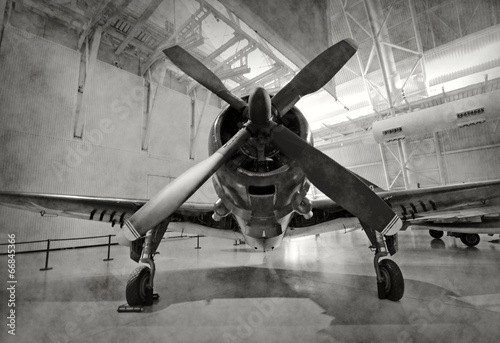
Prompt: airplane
<box><xmin>1</xmin><ymin>38</ymin><xmax>499</xmax><ymax>308</ymax></box>
<box><xmin>389</xmin><ymin>182</ymin><xmax>500</xmax><ymax>246</ymax></box>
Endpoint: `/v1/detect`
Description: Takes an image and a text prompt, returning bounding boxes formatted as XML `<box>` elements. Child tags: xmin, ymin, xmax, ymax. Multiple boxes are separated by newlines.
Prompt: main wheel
<box><xmin>379</xmin><ymin>259</ymin><xmax>404</xmax><ymax>301</ymax></box>
<box><xmin>429</xmin><ymin>229</ymin><xmax>444</xmax><ymax>239</ymax></box>
<box><xmin>126</xmin><ymin>265</ymin><xmax>152</xmax><ymax>306</ymax></box>
<box><xmin>460</xmin><ymin>233</ymin><xmax>480</xmax><ymax>247</ymax></box>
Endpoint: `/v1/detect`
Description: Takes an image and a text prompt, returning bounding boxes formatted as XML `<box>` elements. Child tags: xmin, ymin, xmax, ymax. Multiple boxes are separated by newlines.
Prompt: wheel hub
<box><xmin>139</xmin><ymin>274</ymin><xmax>150</xmax><ymax>300</ymax></box>
<box><xmin>380</xmin><ymin>266</ymin><xmax>391</xmax><ymax>293</ymax></box>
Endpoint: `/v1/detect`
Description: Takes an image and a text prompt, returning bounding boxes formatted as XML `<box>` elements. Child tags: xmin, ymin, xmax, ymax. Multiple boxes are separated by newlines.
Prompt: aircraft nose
<box><xmin>243</xmin><ymin>235</ymin><xmax>284</xmax><ymax>252</ymax></box>
<box><xmin>262</xmin><ymin>235</ymin><xmax>283</xmax><ymax>251</ymax></box>
<box><xmin>248</xmin><ymin>87</ymin><xmax>272</xmax><ymax>125</ymax></box>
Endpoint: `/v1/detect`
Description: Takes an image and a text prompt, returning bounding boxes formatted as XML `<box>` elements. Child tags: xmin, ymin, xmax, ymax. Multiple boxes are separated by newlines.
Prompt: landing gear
<box><xmin>460</xmin><ymin>233</ymin><xmax>480</xmax><ymax>247</ymax></box>
<box><xmin>126</xmin><ymin>265</ymin><xmax>154</xmax><ymax>306</ymax></box>
<box><xmin>429</xmin><ymin>229</ymin><xmax>444</xmax><ymax>239</ymax></box>
<box><xmin>377</xmin><ymin>259</ymin><xmax>405</xmax><ymax>301</ymax></box>
<box><xmin>448</xmin><ymin>232</ymin><xmax>481</xmax><ymax>247</ymax></box>
<box><xmin>362</xmin><ymin>222</ymin><xmax>405</xmax><ymax>301</ymax></box>
<box><xmin>120</xmin><ymin>221</ymin><xmax>169</xmax><ymax>310</ymax></box>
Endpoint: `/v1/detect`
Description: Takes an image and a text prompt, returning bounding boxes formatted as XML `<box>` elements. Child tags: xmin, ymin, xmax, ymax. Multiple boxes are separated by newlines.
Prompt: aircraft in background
<box><xmin>1</xmin><ymin>40</ymin><xmax>499</xmax><ymax>307</ymax></box>
<box><xmin>387</xmin><ymin>182</ymin><xmax>500</xmax><ymax>246</ymax></box>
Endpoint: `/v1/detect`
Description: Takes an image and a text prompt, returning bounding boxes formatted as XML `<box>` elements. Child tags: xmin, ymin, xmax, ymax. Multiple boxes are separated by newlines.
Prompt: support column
<box><xmin>74</xmin><ymin>25</ymin><xmax>103</xmax><ymax>138</ymax></box>
<box><xmin>189</xmin><ymin>89</ymin><xmax>211</xmax><ymax>160</ymax></box>
<box><xmin>378</xmin><ymin>143</ymin><xmax>390</xmax><ymax>190</ymax></box>
<box><xmin>397</xmin><ymin>140</ymin><xmax>409</xmax><ymax>189</ymax></box>
<box><xmin>401</xmin><ymin>140</ymin><xmax>418</xmax><ymax>189</ymax></box>
<box><xmin>408</xmin><ymin>0</ymin><xmax>428</xmax><ymax>91</ymax></box>
<box><xmin>339</xmin><ymin>1</ymin><xmax>375</xmax><ymax>111</ymax></box>
<box><xmin>363</xmin><ymin>0</ymin><xmax>402</xmax><ymax>113</ymax></box>
<box><xmin>142</xmin><ymin>60</ymin><xmax>168</xmax><ymax>151</ymax></box>
<box><xmin>433</xmin><ymin>132</ymin><xmax>446</xmax><ymax>185</ymax></box>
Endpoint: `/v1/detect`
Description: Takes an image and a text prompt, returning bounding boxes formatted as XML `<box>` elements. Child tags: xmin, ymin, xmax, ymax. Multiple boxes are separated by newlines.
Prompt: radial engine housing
<box><xmin>208</xmin><ymin>98</ymin><xmax>313</xmax><ymax>223</ymax></box>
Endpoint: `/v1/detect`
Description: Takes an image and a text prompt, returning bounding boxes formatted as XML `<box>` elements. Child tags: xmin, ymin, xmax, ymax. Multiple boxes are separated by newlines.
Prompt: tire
<box><xmin>460</xmin><ymin>234</ymin><xmax>480</xmax><ymax>247</ymax></box>
<box><xmin>126</xmin><ymin>265</ymin><xmax>151</xmax><ymax>306</ymax></box>
<box><xmin>379</xmin><ymin>259</ymin><xmax>405</xmax><ymax>301</ymax></box>
<box><xmin>429</xmin><ymin>229</ymin><xmax>444</xmax><ymax>239</ymax></box>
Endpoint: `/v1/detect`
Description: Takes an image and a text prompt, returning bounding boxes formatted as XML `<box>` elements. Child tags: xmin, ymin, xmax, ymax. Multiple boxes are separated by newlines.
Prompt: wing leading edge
<box><xmin>0</xmin><ymin>191</ymin><xmax>365</xmax><ymax>241</ymax></box>
<box><xmin>0</xmin><ymin>191</ymin><xmax>218</xmax><ymax>233</ymax></box>
<box><xmin>309</xmin><ymin>179</ymin><xmax>500</xmax><ymax>234</ymax></box>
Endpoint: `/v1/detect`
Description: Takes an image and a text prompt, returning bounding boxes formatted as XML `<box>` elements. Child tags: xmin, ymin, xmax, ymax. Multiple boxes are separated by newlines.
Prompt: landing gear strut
<box><xmin>363</xmin><ymin>222</ymin><xmax>404</xmax><ymax>301</ymax></box>
<box><xmin>125</xmin><ymin>228</ymin><xmax>160</xmax><ymax>306</ymax></box>
<box><xmin>122</xmin><ymin>221</ymin><xmax>169</xmax><ymax>309</ymax></box>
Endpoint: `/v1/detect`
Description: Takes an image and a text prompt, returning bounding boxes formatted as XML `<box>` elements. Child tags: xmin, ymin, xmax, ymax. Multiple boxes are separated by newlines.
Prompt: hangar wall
<box><xmin>0</xmin><ymin>25</ymin><xmax>219</xmax><ymax>252</ymax></box>
<box><xmin>319</xmin><ymin>122</ymin><xmax>500</xmax><ymax>192</ymax></box>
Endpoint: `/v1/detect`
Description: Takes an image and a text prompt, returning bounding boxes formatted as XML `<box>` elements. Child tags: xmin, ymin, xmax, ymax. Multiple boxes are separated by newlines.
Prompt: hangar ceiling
<box><xmin>1</xmin><ymin>0</ymin><xmax>500</xmax><ymax>144</ymax></box>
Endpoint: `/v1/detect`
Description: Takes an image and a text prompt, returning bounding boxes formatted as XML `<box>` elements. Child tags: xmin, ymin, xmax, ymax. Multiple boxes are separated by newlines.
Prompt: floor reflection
<box><xmin>1</xmin><ymin>229</ymin><xmax>500</xmax><ymax>342</ymax></box>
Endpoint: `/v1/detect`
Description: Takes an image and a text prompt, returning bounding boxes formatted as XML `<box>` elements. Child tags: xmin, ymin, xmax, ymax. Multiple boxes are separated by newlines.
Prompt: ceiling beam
<box><xmin>217</xmin><ymin>65</ymin><xmax>251</xmax><ymax>80</ymax></box>
<box><xmin>186</xmin><ymin>65</ymin><xmax>251</xmax><ymax>93</ymax></box>
<box><xmin>77</xmin><ymin>0</ymin><xmax>113</xmax><ymax>49</ymax></box>
<box><xmin>216</xmin><ymin>0</ymin><xmax>339</xmax><ymax>99</ymax></box>
<box><xmin>140</xmin><ymin>5</ymin><xmax>211</xmax><ymax>75</ymax></box>
<box><xmin>115</xmin><ymin>0</ymin><xmax>163</xmax><ymax>56</ymax></box>
<box><xmin>23</xmin><ymin>0</ymin><xmax>87</xmax><ymax>31</ymax></box>
<box><xmin>104</xmin><ymin>26</ymin><xmax>155</xmax><ymax>55</ymax></box>
<box><xmin>179</xmin><ymin>34</ymin><xmax>242</xmax><ymax>82</ymax></box>
<box><xmin>102</xmin><ymin>0</ymin><xmax>135</xmax><ymax>29</ymax></box>
<box><xmin>197</xmin><ymin>0</ymin><xmax>286</xmax><ymax>69</ymax></box>
<box><xmin>230</xmin><ymin>64</ymin><xmax>282</xmax><ymax>93</ymax></box>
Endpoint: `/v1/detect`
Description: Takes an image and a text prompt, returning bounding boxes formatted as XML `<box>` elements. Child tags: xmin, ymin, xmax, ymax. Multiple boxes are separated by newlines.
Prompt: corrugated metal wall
<box><xmin>321</xmin><ymin>142</ymin><xmax>388</xmax><ymax>190</ymax></box>
<box><xmin>438</xmin><ymin>123</ymin><xmax>500</xmax><ymax>183</ymax></box>
<box><xmin>0</xmin><ymin>26</ymin><xmax>78</xmax><ymax>139</ymax></box>
<box><xmin>0</xmin><ymin>26</ymin><xmax>219</xmax><ymax>252</ymax></box>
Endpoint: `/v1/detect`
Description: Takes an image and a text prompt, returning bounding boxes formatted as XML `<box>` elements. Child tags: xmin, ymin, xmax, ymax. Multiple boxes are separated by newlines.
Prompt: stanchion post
<box><xmin>195</xmin><ymin>235</ymin><xmax>201</xmax><ymax>249</ymax></box>
<box><xmin>40</xmin><ymin>239</ymin><xmax>53</xmax><ymax>271</ymax></box>
<box><xmin>103</xmin><ymin>235</ymin><xmax>114</xmax><ymax>261</ymax></box>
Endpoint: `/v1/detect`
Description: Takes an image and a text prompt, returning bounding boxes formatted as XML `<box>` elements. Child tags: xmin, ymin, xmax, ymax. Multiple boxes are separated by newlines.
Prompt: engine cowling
<box><xmin>208</xmin><ymin>98</ymin><xmax>313</xmax><ymax>245</ymax></box>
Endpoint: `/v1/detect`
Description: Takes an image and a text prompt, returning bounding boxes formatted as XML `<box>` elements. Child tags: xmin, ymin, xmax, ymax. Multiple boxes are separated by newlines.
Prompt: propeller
<box><xmin>123</xmin><ymin>128</ymin><xmax>250</xmax><ymax>240</ymax></box>
<box><xmin>271</xmin><ymin>125</ymin><xmax>402</xmax><ymax>235</ymax></box>
<box><xmin>123</xmin><ymin>39</ymin><xmax>401</xmax><ymax>241</ymax></box>
<box><xmin>271</xmin><ymin>39</ymin><xmax>357</xmax><ymax>118</ymax></box>
<box><xmin>163</xmin><ymin>46</ymin><xmax>248</xmax><ymax>113</ymax></box>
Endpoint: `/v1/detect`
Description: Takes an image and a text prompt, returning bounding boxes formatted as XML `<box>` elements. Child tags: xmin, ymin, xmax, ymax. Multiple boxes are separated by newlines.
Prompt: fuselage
<box><xmin>208</xmin><ymin>99</ymin><xmax>313</xmax><ymax>251</ymax></box>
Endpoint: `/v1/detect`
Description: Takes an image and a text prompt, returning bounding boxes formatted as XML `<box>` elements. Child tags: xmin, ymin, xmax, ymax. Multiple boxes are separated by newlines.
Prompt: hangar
<box><xmin>0</xmin><ymin>0</ymin><xmax>500</xmax><ymax>342</ymax></box>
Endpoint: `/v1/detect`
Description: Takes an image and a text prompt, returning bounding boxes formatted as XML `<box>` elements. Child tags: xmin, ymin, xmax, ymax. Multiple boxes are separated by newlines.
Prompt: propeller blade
<box><xmin>272</xmin><ymin>125</ymin><xmax>402</xmax><ymax>235</ymax></box>
<box><xmin>271</xmin><ymin>39</ymin><xmax>357</xmax><ymax>117</ymax></box>
<box><xmin>163</xmin><ymin>45</ymin><xmax>248</xmax><ymax>112</ymax></box>
<box><xmin>123</xmin><ymin>128</ymin><xmax>251</xmax><ymax>240</ymax></box>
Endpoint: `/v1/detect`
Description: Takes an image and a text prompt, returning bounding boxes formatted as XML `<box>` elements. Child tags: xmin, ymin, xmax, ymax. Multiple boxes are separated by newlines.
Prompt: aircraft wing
<box><xmin>0</xmin><ymin>191</ymin><xmax>352</xmax><ymax>242</ymax></box>
<box><xmin>287</xmin><ymin>217</ymin><xmax>361</xmax><ymax>238</ymax></box>
<box><xmin>308</xmin><ymin>178</ymin><xmax>500</xmax><ymax>235</ymax></box>
<box><xmin>407</xmin><ymin>205</ymin><xmax>500</xmax><ymax>223</ymax></box>
<box><xmin>0</xmin><ymin>191</ymin><xmax>236</xmax><ymax>236</ymax></box>
<box><xmin>0</xmin><ymin>191</ymin><xmax>146</xmax><ymax>223</ymax></box>
<box><xmin>405</xmin><ymin>204</ymin><xmax>500</xmax><ymax>234</ymax></box>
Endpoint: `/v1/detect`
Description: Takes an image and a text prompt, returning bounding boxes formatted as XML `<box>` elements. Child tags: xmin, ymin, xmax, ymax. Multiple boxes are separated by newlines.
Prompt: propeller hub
<box><xmin>248</xmin><ymin>87</ymin><xmax>272</xmax><ymax>126</ymax></box>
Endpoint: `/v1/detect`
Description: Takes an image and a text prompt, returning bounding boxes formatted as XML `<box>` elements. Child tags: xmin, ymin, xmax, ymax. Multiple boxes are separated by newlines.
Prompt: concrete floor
<box><xmin>1</xmin><ymin>229</ymin><xmax>500</xmax><ymax>343</ymax></box>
